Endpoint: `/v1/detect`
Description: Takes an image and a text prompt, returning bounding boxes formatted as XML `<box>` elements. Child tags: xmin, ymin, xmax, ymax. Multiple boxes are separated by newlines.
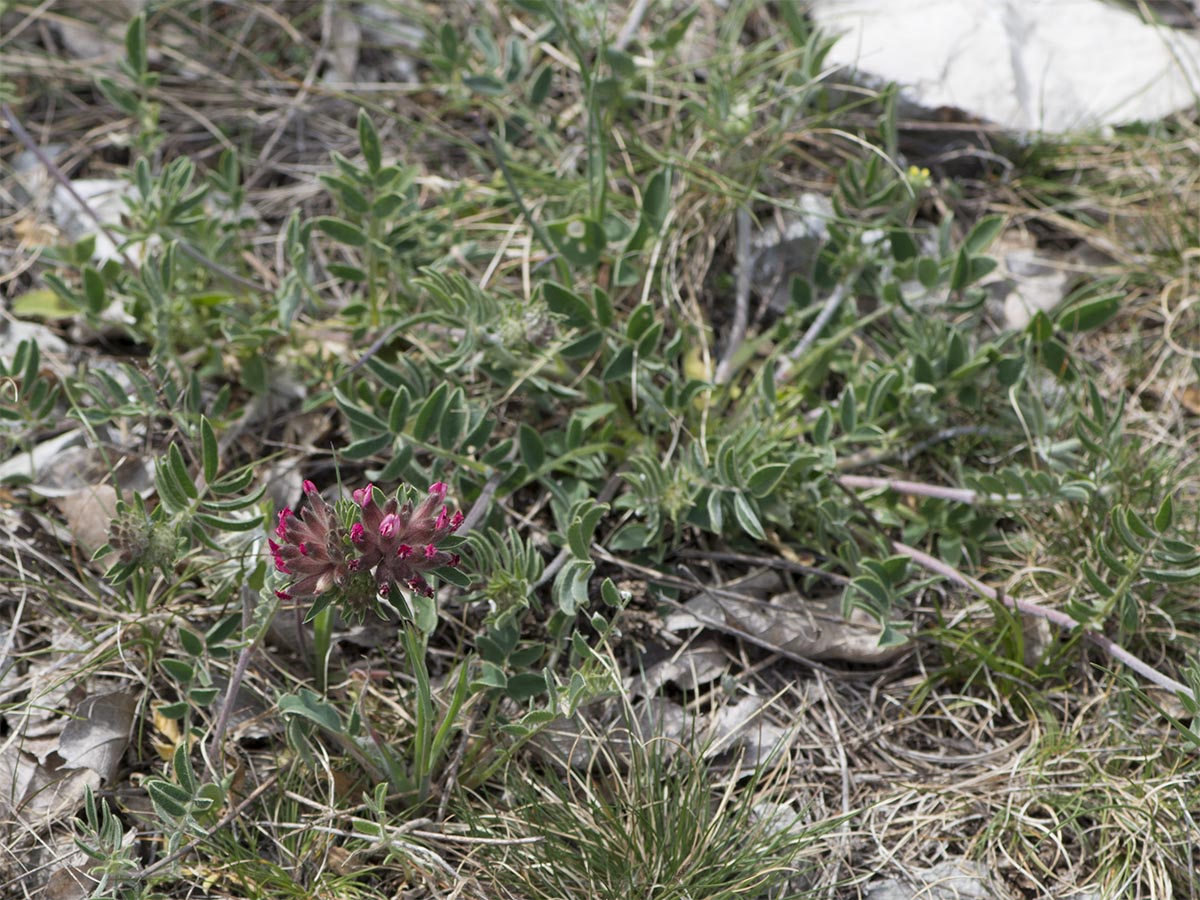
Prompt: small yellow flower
<box><xmin>906</xmin><ymin>165</ymin><xmax>932</xmax><ymax>189</ymax></box>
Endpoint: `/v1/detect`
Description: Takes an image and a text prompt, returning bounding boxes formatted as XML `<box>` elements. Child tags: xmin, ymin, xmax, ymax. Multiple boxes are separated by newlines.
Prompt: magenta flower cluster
<box><xmin>269</xmin><ymin>481</ymin><xmax>463</xmax><ymax>608</ymax></box>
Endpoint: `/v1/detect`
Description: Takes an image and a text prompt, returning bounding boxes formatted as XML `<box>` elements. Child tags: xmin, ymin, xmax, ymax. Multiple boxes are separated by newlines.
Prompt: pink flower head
<box><xmin>269</xmin><ymin>479</ymin><xmax>464</xmax><ymax>616</ymax></box>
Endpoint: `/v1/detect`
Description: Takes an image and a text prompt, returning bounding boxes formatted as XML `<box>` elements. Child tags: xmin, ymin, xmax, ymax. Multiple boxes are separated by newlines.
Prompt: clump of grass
<box><xmin>976</xmin><ymin>710</ymin><xmax>1200</xmax><ymax>897</ymax></box>
<box><xmin>459</xmin><ymin>713</ymin><xmax>836</xmax><ymax>900</ymax></box>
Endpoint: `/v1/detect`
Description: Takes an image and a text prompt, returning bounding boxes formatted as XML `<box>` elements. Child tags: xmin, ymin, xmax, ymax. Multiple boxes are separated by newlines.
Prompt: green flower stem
<box><xmin>311</xmin><ymin>604</ymin><xmax>333</xmax><ymax>694</ymax></box>
<box><xmin>399</xmin><ymin>623</ymin><xmax>473</xmax><ymax>806</ymax></box>
<box><xmin>403</xmin><ymin>624</ymin><xmax>435</xmax><ymax>803</ymax></box>
<box><xmin>129</xmin><ymin>569</ymin><xmax>156</xmax><ymax>617</ymax></box>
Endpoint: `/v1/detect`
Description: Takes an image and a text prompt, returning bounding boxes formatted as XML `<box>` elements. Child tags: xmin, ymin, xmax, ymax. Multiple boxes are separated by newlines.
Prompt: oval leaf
<box><xmin>357</xmin><ymin>109</ymin><xmax>382</xmax><ymax>175</ymax></box>
<box><xmin>518</xmin><ymin>423</ymin><xmax>545</xmax><ymax>472</ymax></box>
<box><xmin>200</xmin><ymin>416</ymin><xmax>218</xmax><ymax>483</ymax></box>
<box><xmin>314</xmin><ymin>216</ymin><xmax>368</xmax><ymax>247</ymax></box>
<box><xmin>963</xmin><ymin>214</ymin><xmax>1005</xmax><ymax>254</ymax></box>
<box><xmin>747</xmin><ymin>463</ymin><xmax>789</xmax><ymax>498</ymax></box>
<box><xmin>732</xmin><ymin>492</ymin><xmax>765</xmax><ymax>540</ymax></box>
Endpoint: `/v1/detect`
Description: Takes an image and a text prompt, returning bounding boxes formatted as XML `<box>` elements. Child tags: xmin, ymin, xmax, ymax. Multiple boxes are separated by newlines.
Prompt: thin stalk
<box><xmin>208</xmin><ymin>589</ymin><xmax>276</xmax><ymax>771</ymax></box>
<box><xmin>894</xmin><ymin>540</ymin><xmax>1194</xmax><ymax>701</ymax></box>
<box><xmin>775</xmin><ymin>272</ymin><xmax>862</xmax><ymax>384</ymax></box>
<box><xmin>836</xmin><ymin>474</ymin><xmax>1023</xmax><ymax>505</ymax></box>
<box><xmin>541</xmin><ymin>0</ymin><xmax>604</xmax><ymax>221</ymax></box>
<box><xmin>836</xmin><ymin>469</ymin><xmax>1193</xmax><ymax>699</ymax></box>
<box><xmin>487</xmin><ymin>126</ymin><xmax>572</xmax><ymax>286</ymax></box>
<box><xmin>714</xmin><ymin>208</ymin><xmax>753</xmax><ymax>384</ymax></box>
<box><xmin>0</xmin><ymin>104</ymin><xmax>141</xmax><ymax>275</ymax></box>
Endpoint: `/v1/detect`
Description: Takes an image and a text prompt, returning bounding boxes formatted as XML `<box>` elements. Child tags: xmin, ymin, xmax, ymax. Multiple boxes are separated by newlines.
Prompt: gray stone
<box><xmin>750</xmin><ymin>193</ymin><xmax>832</xmax><ymax>313</ymax></box>
<box><xmin>863</xmin><ymin>860</ymin><xmax>1009</xmax><ymax>900</ymax></box>
<box><xmin>811</xmin><ymin>0</ymin><xmax>1200</xmax><ymax>135</ymax></box>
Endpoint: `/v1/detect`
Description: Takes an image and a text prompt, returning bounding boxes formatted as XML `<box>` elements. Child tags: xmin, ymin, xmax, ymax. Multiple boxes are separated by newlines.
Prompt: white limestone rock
<box><xmin>811</xmin><ymin>0</ymin><xmax>1200</xmax><ymax>135</ymax></box>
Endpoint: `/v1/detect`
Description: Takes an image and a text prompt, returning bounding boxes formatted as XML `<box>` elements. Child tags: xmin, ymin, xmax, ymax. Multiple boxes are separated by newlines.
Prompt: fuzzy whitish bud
<box><xmin>144</xmin><ymin>523</ymin><xmax>180</xmax><ymax>570</ymax></box>
<box><xmin>108</xmin><ymin>510</ymin><xmax>151</xmax><ymax>565</ymax></box>
<box><xmin>109</xmin><ymin>510</ymin><xmax>178</xmax><ymax>570</ymax></box>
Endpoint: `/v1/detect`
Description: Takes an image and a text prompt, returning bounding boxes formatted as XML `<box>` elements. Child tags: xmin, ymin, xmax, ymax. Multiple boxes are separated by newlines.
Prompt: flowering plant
<box><xmin>267</xmin><ymin>480</ymin><xmax>470</xmax><ymax>804</ymax></box>
<box><xmin>269</xmin><ymin>480</ymin><xmax>464</xmax><ymax>622</ymax></box>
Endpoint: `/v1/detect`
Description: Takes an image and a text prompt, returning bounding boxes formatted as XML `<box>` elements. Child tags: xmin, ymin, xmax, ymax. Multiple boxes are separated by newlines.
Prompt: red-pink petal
<box><xmin>276</xmin><ymin>507</ymin><xmax>294</xmax><ymax>540</ymax></box>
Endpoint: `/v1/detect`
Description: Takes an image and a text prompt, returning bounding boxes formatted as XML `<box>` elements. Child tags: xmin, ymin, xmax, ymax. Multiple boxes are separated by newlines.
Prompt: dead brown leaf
<box><xmin>0</xmin><ymin>739</ymin><xmax>41</xmax><ymax>821</ymax></box>
<box><xmin>627</xmin><ymin>639</ymin><xmax>728</xmax><ymax>696</ymax></box>
<box><xmin>42</xmin><ymin>865</ymin><xmax>99</xmax><ymax>900</ymax></box>
<box><xmin>0</xmin><ymin>690</ymin><xmax>135</xmax><ymax>839</ymax></box>
<box><xmin>0</xmin><ymin>742</ymin><xmax>101</xmax><ymax>829</ymax></box>
<box><xmin>53</xmin><ymin>485</ymin><xmax>118</xmax><ymax>558</ymax></box>
<box><xmin>58</xmin><ymin>691</ymin><xmax>136</xmax><ymax>782</ymax></box>
<box><xmin>679</xmin><ymin>588</ymin><xmax>909</xmax><ymax>666</ymax></box>
<box><xmin>22</xmin><ymin>437</ymin><xmax>153</xmax><ymax>500</ymax></box>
